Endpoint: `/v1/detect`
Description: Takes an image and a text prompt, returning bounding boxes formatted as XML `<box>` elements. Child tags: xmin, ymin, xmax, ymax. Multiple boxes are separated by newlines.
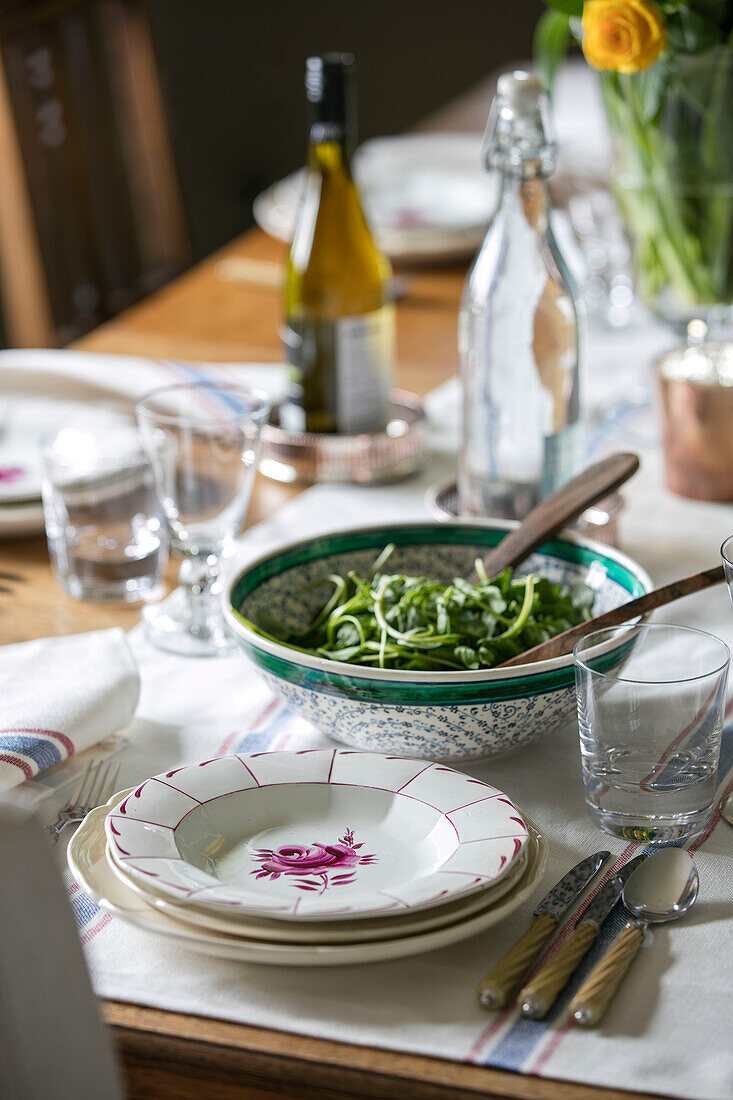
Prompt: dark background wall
<box><xmin>146</xmin><ymin>0</ymin><xmax>543</xmax><ymax>260</ymax></box>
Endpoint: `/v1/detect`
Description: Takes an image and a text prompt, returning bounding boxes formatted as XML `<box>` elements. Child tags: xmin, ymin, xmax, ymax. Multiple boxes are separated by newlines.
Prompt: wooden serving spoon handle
<box><xmin>498</xmin><ymin>564</ymin><xmax>725</xmax><ymax>668</ymax></box>
<box><xmin>475</xmin><ymin>453</ymin><xmax>639</xmax><ymax>581</ymax></box>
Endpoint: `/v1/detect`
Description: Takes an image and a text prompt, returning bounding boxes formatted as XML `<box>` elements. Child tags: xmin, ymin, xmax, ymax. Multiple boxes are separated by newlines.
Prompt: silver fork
<box><xmin>47</xmin><ymin>758</ymin><xmax>121</xmax><ymax>844</ymax></box>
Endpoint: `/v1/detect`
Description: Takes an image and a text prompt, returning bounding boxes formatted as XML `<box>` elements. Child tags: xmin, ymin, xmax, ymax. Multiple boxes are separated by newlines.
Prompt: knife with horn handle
<box><xmin>568</xmin><ymin>922</ymin><xmax>645</xmax><ymax>1027</ymax></box>
<box><xmin>476</xmin><ymin>851</ymin><xmax>609</xmax><ymax>1010</ymax></box>
<box><xmin>519</xmin><ymin>854</ymin><xmax>647</xmax><ymax>1020</ymax></box>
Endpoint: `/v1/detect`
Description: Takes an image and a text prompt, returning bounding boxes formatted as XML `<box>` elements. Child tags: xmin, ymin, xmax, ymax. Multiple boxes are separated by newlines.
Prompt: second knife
<box><xmin>519</xmin><ymin>853</ymin><xmax>648</xmax><ymax>1019</ymax></box>
<box><xmin>477</xmin><ymin>850</ymin><xmax>610</xmax><ymax>1009</ymax></box>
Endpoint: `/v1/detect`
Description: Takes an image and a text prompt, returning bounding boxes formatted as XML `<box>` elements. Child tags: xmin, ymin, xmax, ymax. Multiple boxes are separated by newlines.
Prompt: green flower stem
<box><xmin>602</xmin><ymin>50</ymin><xmax>733</xmax><ymax>315</ymax></box>
<box><xmin>701</xmin><ymin>40</ymin><xmax>733</xmax><ymax>295</ymax></box>
<box><xmin>608</xmin><ymin>72</ymin><xmax>716</xmax><ymax>303</ymax></box>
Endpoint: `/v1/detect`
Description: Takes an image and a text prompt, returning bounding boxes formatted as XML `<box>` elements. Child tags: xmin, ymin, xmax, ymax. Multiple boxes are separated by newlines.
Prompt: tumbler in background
<box><xmin>574</xmin><ymin>623</ymin><xmax>729</xmax><ymax>843</ymax></box>
<box><xmin>41</xmin><ymin>408</ymin><xmax>166</xmax><ymax>602</ymax></box>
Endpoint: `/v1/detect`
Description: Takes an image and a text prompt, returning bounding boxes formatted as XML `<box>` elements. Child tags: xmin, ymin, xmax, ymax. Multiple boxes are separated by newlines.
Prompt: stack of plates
<box><xmin>68</xmin><ymin>750</ymin><xmax>547</xmax><ymax>966</ymax></box>
<box><xmin>0</xmin><ymin>395</ymin><xmax>51</xmax><ymax>537</ymax></box>
<box><xmin>0</xmin><ymin>395</ymin><xmax>109</xmax><ymax>539</ymax></box>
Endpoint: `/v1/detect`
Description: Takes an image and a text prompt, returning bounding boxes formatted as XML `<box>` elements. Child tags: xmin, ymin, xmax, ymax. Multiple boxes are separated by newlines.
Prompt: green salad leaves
<box><xmin>244</xmin><ymin>544</ymin><xmax>596</xmax><ymax>672</ymax></box>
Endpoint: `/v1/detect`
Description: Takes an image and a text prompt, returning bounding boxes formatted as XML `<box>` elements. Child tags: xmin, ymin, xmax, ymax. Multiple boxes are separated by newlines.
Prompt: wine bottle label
<box><xmin>334</xmin><ymin>307</ymin><xmax>394</xmax><ymax>433</ymax></box>
<box><xmin>542</xmin><ymin>421</ymin><xmax>585</xmax><ymax>497</ymax></box>
<box><xmin>283</xmin><ymin>306</ymin><xmax>394</xmax><ymax>434</ymax></box>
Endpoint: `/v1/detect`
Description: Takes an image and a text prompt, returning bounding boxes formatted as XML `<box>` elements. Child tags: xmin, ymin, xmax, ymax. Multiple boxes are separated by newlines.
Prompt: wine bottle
<box><xmin>458</xmin><ymin>71</ymin><xmax>584</xmax><ymax>519</ymax></box>
<box><xmin>282</xmin><ymin>53</ymin><xmax>394</xmax><ymax>435</ymax></box>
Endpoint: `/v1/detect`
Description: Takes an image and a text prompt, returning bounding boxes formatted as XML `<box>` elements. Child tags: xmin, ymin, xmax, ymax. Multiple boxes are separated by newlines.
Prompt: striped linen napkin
<box><xmin>0</xmin><ymin>629</ymin><xmax>139</xmax><ymax>791</ymax></box>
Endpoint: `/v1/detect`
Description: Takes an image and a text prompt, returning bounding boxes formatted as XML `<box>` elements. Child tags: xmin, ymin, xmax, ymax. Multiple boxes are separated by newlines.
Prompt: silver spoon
<box><xmin>569</xmin><ymin>848</ymin><xmax>699</xmax><ymax>1027</ymax></box>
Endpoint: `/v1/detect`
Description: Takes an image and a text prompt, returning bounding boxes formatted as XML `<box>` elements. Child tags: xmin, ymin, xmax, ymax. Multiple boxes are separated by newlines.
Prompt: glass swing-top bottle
<box><xmin>459</xmin><ymin>71</ymin><xmax>584</xmax><ymax>519</ymax></box>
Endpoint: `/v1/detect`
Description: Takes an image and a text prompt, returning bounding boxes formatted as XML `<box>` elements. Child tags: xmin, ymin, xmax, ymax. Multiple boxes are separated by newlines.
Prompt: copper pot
<box><xmin>656</xmin><ymin>329</ymin><xmax>733</xmax><ymax>502</ymax></box>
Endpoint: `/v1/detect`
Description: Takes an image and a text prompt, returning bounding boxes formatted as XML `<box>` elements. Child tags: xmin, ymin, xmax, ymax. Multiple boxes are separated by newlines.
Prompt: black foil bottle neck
<box><xmin>306</xmin><ymin>53</ymin><xmax>356</xmax><ymax>146</ymax></box>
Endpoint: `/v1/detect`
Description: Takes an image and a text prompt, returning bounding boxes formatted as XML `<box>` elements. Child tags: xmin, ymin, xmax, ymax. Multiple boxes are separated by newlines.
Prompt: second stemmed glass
<box><xmin>136</xmin><ymin>382</ymin><xmax>270</xmax><ymax>656</ymax></box>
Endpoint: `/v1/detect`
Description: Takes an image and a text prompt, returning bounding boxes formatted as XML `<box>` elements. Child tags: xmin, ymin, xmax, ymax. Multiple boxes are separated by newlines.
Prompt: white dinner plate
<box><xmin>69</xmin><ymin>794</ymin><xmax>547</xmax><ymax>966</ymax></box>
<box><xmin>0</xmin><ymin>394</ymin><xmax>140</xmax><ymax>539</ymax></box>
<box><xmin>253</xmin><ymin>133</ymin><xmax>496</xmax><ymax>264</ymax></box>
<box><xmin>0</xmin><ymin>499</ymin><xmax>45</xmax><ymax>539</ymax></box>
<box><xmin>104</xmin><ymin>788</ymin><xmax>529</xmax><ymax>943</ymax></box>
<box><xmin>105</xmin><ymin>750</ymin><xmax>530</xmax><ymax>921</ymax></box>
<box><xmin>0</xmin><ymin>394</ymin><xmax>106</xmax><ymax>504</ymax></box>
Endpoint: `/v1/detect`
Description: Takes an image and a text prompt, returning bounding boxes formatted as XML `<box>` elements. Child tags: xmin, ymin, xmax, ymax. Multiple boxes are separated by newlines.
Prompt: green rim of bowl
<box><xmin>227</xmin><ymin>523</ymin><xmax>648</xmax><ymax>705</ymax></box>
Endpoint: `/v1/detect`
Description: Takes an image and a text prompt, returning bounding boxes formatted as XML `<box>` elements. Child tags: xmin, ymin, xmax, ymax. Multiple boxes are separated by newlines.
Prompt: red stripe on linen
<box><xmin>689</xmin><ymin>775</ymin><xmax>733</xmax><ymax>854</ymax></box>
<box><xmin>0</xmin><ymin>753</ymin><xmax>34</xmax><ymax>779</ymax></box>
<box><xmin>215</xmin><ymin>697</ymin><xmax>281</xmax><ymax>757</ymax></box>
<box><xmin>80</xmin><ymin>911</ymin><xmax>114</xmax><ymax>945</ymax></box>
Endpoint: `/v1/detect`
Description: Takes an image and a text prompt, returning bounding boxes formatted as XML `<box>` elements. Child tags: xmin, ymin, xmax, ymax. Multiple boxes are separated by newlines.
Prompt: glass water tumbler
<box><xmin>574</xmin><ymin>623</ymin><xmax>729</xmax><ymax>843</ymax></box>
<box><xmin>41</xmin><ymin>407</ymin><xmax>166</xmax><ymax>602</ymax></box>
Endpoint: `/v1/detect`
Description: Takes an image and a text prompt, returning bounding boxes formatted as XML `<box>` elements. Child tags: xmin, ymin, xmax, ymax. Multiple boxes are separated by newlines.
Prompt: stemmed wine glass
<box><xmin>136</xmin><ymin>382</ymin><xmax>270</xmax><ymax>656</ymax></box>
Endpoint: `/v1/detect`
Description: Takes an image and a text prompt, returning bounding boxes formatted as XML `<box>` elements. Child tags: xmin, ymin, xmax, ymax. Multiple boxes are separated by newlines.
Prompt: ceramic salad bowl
<box><xmin>223</xmin><ymin>521</ymin><xmax>653</xmax><ymax>760</ymax></box>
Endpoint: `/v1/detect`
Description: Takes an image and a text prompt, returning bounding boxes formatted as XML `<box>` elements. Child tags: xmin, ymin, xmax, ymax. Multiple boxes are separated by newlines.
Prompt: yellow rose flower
<box><xmin>582</xmin><ymin>0</ymin><xmax>667</xmax><ymax>74</ymax></box>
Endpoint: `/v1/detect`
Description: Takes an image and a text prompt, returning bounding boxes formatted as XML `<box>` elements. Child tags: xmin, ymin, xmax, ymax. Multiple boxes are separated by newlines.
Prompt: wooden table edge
<box><xmin>103</xmin><ymin>1000</ymin><xmax>673</xmax><ymax>1100</ymax></box>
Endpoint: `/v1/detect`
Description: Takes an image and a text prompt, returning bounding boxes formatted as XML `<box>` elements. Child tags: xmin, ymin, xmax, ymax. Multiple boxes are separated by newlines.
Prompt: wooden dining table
<box><xmin>0</xmin><ymin>84</ymin><xmax>666</xmax><ymax>1100</ymax></box>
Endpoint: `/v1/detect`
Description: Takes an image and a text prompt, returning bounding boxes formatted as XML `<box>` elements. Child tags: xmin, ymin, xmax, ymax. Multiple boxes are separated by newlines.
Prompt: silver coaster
<box><xmin>424</xmin><ymin>477</ymin><xmax>624</xmax><ymax>548</ymax></box>
<box><xmin>259</xmin><ymin>391</ymin><xmax>426</xmax><ymax>486</ymax></box>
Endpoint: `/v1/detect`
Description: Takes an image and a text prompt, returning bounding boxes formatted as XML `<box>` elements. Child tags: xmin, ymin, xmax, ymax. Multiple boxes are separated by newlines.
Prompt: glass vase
<box><xmin>600</xmin><ymin>47</ymin><xmax>733</xmax><ymax>331</ymax></box>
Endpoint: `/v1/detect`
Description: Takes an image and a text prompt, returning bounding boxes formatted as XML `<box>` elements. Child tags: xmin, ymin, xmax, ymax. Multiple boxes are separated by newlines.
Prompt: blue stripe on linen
<box><xmin>0</xmin><ymin>733</ymin><xmax>63</xmax><ymax>772</ymax></box>
<box><xmin>234</xmin><ymin>703</ymin><xmax>298</xmax><ymax>754</ymax></box>
<box><xmin>481</xmin><ymin>721</ymin><xmax>733</xmax><ymax>1071</ymax></box>
<box><xmin>69</xmin><ymin>888</ymin><xmax>101</xmax><ymax>930</ymax></box>
<box><xmin>234</xmin><ymin>730</ymin><xmax>278</xmax><ymax>753</ymax></box>
<box><xmin>169</xmin><ymin>360</ymin><xmax>247</xmax><ymax>414</ymax></box>
<box><xmin>648</xmin><ymin>682</ymin><xmax>728</xmax><ymax>792</ymax></box>
<box><xmin>258</xmin><ymin>706</ymin><xmax>298</xmax><ymax>742</ymax></box>
<box><xmin>714</xmin><ymin>720</ymin><xmax>733</xmax><ymax>784</ymax></box>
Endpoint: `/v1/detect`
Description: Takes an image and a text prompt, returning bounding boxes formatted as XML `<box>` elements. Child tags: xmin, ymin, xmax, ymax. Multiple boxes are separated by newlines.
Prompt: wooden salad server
<box><xmin>498</xmin><ymin>564</ymin><xmax>725</xmax><ymax>668</ymax></box>
<box><xmin>474</xmin><ymin>452</ymin><xmax>639</xmax><ymax>581</ymax></box>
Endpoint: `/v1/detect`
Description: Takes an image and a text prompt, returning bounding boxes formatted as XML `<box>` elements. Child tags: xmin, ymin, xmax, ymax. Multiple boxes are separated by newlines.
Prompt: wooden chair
<box><xmin>0</xmin><ymin>0</ymin><xmax>190</xmax><ymax>348</ymax></box>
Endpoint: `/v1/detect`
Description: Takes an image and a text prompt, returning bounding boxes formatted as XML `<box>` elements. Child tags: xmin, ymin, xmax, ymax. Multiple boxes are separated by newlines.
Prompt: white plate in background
<box><xmin>254</xmin><ymin>133</ymin><xmax>497</xmax><ymax>263</ymax></box>
<box><xmin>0</xmin><ymin>350</ymin><xmax>289</xmax><ymax>539</ymax></box>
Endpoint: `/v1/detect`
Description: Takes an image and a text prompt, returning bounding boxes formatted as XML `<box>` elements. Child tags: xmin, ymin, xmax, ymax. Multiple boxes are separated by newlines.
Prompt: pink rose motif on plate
<box><xmin>251</xmin><ymin>827</ymin><xmax>377</xmax><ymax>894</ymax></box>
